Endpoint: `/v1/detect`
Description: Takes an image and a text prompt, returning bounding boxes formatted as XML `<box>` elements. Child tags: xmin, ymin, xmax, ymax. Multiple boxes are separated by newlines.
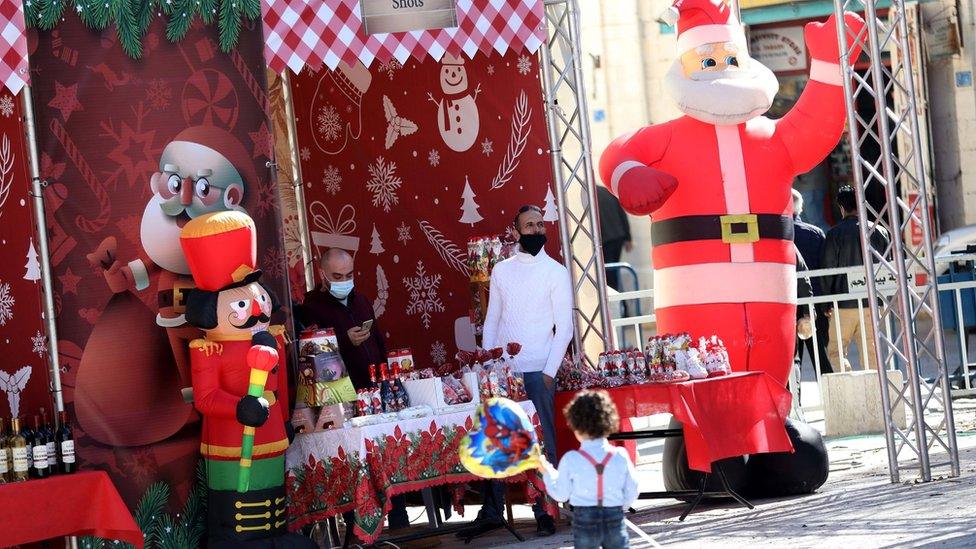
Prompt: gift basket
<box><xmin>455</xmin><ymin>343</ymin><xmax>528</xmax><ymax>402</ymax></box>
<box><xmin>468</xmin><ymin>233</ymin><xmax>519</xmax><ymax>339</ymax></box>
<box><xmin>296</xmin><ymin>327</ymin><xmax>357</xmax><ymax>412</ymax></box>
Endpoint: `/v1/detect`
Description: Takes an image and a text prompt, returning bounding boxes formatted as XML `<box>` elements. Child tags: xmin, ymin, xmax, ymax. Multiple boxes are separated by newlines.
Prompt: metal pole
<box><xmin>894</xmin><ymin>5</ymin><xmax>961</xmax><ymax>476</ymax></box>
<box><xmin>281</xmin><ymin>71</ymin><xmax>316</xmax><ymax>291</ymax></box>
<box><xmin>539</xmin><ymin>25</ymin><xmax>585</xmax><ymax>358</ymax></box>
<box><xmin>540</xmin><ymin>0</ymin><xmax>614</xmax><ymax>362</ymax></box>
<box><xmin>21</xmin><ymin>85</ymin><xmax>64</xmax><ymax>413</ymax></box>
<box><xmin>831</xmin><ymin>0</ymin><xmax>901</xmax><ymax>480</ymax></box>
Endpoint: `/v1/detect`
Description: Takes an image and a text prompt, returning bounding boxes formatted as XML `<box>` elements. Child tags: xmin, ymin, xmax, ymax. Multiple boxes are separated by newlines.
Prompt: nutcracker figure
<box><xmin>180</xmin><ymin>211</ymin><xmax>313</xmax><ymax>548</ymax></box>
<box><xmin>599</xmin><ymin>0</ymin><xmax>863</xmax><ymax>496</ymax></box>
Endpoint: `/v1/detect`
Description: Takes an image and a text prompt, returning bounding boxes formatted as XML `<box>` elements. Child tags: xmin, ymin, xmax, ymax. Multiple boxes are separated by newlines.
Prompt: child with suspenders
<box><xmin>539</xmin><ymin>390</ymin><xmax>639</xmax><ymax>549</ymax></box>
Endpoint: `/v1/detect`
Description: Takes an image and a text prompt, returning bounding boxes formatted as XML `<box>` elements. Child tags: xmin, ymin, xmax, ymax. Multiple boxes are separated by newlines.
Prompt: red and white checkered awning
<box><xmin>261</xmin><ymin>0</ymin><xmax>547</xmax><ymax>74</ymax></box>
<box><xmin>0</xmin><ymin>0</ymin><xmax>29</xmax><ymax>94</ymax></box>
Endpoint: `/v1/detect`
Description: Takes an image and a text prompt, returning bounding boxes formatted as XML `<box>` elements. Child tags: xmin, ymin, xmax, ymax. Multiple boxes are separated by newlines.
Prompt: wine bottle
<box><xmin>8</xmin><ymin>418</ymin><xmax>28</xmax><ymax>481</ymax></box>
<box><xmin>392</xmin><ymin>362</ymin><xmax>410</xmax><ymax>409</ymax></box>
<box><xmin>40</xmin><ymin>408</ymin><xmax>57</xmax><ymax>471</ymax></box>
<box><xmin>378</xmin><ymin>363</ymin><xmax>395</xmax><ymax>413</ymax></box>
<box><xmin>57</xmin><ymin>411</ymin><xmax>75</xmax><ymax>474</ymax></box>
<box><xmin>20</xmin><ymin>415</ymin><xmax>34</xmax><ymax>471</ymax></box>
<box><xmin>29</xmin><ymin>415</ymin><xmax>49</xmax><ymax>479</ymax></box>
<box><xmin>0</xmin><ymin>418</ymin><xmax>10</xmax><ymax>483</ymax></box>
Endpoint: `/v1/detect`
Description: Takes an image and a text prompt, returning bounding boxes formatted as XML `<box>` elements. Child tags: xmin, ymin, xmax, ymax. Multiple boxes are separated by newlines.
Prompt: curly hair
<box><xmin>563</xmin><ymin>390</ymin><xmax>619</xmax><ymax>439</ymax></box>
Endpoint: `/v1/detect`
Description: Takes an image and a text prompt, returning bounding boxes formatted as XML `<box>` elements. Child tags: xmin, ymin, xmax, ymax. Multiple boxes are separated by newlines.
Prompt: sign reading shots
<box><xmin>748</xmin><ymin>26</ymin><xmax>806</xmax><ymax>73</ymax></box>
<box><xmin>361</xmin><ymin>0</ymin><xmax>459</xmax><ymax>35</ymax></box>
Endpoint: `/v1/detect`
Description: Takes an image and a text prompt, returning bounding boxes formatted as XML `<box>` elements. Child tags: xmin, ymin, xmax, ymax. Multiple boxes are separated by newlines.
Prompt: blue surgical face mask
<box><xmin>329</xmin><ymin>278</ymin><xmax>354</xmax><ymax>300</ymax></box>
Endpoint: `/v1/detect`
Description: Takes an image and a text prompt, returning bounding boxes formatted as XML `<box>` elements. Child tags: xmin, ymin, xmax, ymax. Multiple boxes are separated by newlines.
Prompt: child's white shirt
<box><xmin>541</xmin><ymin>437</ymin><xmax>639</xmax><ymax>508</ymax></box>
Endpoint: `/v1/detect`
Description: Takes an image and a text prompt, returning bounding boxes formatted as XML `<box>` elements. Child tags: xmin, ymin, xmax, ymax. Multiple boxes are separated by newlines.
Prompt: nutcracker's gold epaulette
<box><xmin>269</xmin><ymin>324</ymin><xmax>290</xmax><ymax>344</ymax></box>
<box><xmin>190</xmin><ymin>338</ymin><xmax>223</xmax><ymax>357</ymax></box>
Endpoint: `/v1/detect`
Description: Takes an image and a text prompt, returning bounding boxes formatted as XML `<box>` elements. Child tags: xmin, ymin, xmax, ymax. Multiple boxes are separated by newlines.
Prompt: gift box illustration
<box><xmin>308</xmin><ymin>202</ymin><xmax>360</xmax><ymax>258</ymax></box>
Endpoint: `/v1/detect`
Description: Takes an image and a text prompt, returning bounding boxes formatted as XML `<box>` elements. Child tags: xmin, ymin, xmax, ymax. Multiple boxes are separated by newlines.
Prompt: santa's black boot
<box><xmin>744</xmin><ymin>418</ymin><xmax>829</xmax><ymax>498</ymax></box>
<box><xmin>207</xmin><ymin>486</ymin><xmax>316</xmax><ymax>548</ymax></box>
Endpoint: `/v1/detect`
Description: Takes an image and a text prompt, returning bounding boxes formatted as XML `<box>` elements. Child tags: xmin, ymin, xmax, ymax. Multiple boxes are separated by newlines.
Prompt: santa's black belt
<box><xmin>651</xmin><ymin>214</ymin><xmax>794</xmax><ymax>246</ymax></box>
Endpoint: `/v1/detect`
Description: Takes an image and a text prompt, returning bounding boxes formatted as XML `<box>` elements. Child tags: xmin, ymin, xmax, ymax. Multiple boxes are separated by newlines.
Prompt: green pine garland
<box><xmin>24</xmin><ymin>0</ymin><xmax>261</xmax><ymax>59</ymax></box>
<box><xmin>80</xmin><ymin>463</ymin><xmax>208</xmax><ymax>549</ymax></box>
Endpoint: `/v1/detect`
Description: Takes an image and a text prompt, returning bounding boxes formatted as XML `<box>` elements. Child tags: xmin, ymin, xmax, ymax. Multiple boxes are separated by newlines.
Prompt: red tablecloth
<box><xmin>555</xmin><ymin>372</ymin><xmax>793</xmax><ymax>472</ymax></box>
<box><xmin>0</xmin><ymin>470</ymin><xmax>143</xmax><ymax>548</ymax></box>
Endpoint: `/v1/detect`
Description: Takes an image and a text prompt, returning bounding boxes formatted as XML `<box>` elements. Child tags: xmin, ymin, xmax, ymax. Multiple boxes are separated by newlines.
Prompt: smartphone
<box><xmin>360</xmin><ymin>319</ymin><xmax>374</xmax><ymax>332</ymax></box>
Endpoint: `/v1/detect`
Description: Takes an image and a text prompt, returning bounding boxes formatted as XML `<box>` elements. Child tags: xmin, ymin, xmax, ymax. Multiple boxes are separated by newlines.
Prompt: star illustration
<box><xmin>59</xmin><ymin>267</ymin><xmax>82</xmax><ymax>295</ymax></box>
<box><xmin>48</xmin><ymin>82</ymin><xmax>83</xmax><ymax>121</ymax></box>
<box><xmin>107</xmin><ymin>121</ymin><xmax>157</xmax><ymax>189</ymax></box>
<box><xmin>249</xmin><ymin>123</ymin><xmax>274</xmax><ymax>160</ymax></box>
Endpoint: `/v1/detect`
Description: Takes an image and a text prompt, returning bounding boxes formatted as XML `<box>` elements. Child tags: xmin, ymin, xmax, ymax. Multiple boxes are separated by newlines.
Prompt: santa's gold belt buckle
<box><xmin>720</xmin><ymin>214</ymin><xmax>759</xmax><ymax>244</ymax></box>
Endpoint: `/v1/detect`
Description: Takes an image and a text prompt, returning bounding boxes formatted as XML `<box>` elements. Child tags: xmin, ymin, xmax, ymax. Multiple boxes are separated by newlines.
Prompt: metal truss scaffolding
<box><xmin>539</xmin><ymin>0</ymin><xmax>613</xmax><ymax>366</ymax></box>
<box><xmin>832</xmin><ymin>0</ymin><xmax>959</xmax><ymax>481</ymax></box>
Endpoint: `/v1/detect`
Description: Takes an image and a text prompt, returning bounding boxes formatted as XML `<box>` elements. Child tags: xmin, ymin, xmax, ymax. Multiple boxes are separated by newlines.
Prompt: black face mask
<box><xmin>519</xmin><ymin>233</ymin><xmax>547</xmax><ymax>256</ymax></box>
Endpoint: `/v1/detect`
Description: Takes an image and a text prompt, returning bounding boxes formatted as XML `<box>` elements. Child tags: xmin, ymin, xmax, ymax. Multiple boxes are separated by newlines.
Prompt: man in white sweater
<box><xmin>460</xmin><ymin>205</ymin><xmax>574</xmax><ymax>540</ymax></box>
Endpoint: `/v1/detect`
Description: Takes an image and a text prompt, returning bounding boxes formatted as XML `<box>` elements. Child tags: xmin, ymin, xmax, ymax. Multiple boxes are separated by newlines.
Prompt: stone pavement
<box><xmin>423</xmin><ymin>398</ymin><xmax>976</xmax><ymax>549</ymax></box>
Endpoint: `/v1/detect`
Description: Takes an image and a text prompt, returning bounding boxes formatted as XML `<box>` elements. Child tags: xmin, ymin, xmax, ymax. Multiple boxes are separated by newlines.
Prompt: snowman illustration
<box><xmin>428</xmin><ymin>53</ymin><xmax>481</xmax><ymax>152</ymax></box>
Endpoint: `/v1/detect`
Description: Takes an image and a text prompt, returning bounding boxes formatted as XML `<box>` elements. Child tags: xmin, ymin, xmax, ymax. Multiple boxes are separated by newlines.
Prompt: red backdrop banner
<box><xmin>0</xmin><ymin>88</ymin><xmax>51</xmax><ymax>426</ymax></box>
<box><xmin>291</xmin><ymin>52</ymin><xmax>559</xmax><ymax>366</ymax></box>
<box><xmin>28</xmin><ymin>19</ymin><xmax>289</xmax><ymax>507</ymax></box>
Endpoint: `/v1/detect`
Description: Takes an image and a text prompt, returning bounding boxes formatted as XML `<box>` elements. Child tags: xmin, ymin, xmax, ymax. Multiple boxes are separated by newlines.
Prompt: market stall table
<box><xmin>285</xmin><ymin>400</ymin><xmax>545</xmax><ymax>545</ymax></box>
<box><xmin>555</xmin><ymin>371</ymin><xmax>793</xmax><ymax>471</ymax></box>
<box><xmin>0</xmin><ymin>470</ymin><xmax>143</xmax><ymax>548</ymax></box>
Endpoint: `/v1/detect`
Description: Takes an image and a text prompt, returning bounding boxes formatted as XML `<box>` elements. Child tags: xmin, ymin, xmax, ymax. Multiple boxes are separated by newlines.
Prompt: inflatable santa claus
<box><xmin>600</xmin><ymin>0</ymin><xmax>863</xmax><ymax>496</ymax></box>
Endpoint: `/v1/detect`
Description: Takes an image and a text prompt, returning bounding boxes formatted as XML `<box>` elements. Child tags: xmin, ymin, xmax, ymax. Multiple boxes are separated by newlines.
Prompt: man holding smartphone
<box><xmin>297</xmin><ymin>248</ymin><xmax>417</xmax><ymax>531</ymax></box>
<box><xmin>296</xmin><ymin>248</ymin><xmax>386</xmax><ymax>390</ymax></box>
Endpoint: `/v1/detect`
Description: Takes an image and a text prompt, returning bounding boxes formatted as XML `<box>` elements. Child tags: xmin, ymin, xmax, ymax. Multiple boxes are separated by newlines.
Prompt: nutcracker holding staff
<box><xmin>180</xmin><ymin>211</ymin><xmax>314</xmax><ymax>548</ymax></box>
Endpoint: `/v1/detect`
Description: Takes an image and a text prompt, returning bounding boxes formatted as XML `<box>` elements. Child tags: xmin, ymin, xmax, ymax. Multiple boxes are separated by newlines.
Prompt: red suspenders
<box><xmin>577</xmin><ymin>449</ymin><xmax>614</xmax><ymax>507</ymax></box>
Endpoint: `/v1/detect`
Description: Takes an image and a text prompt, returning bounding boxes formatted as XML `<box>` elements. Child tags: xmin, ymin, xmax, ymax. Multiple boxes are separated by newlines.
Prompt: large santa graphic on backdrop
<box><xmin>600</xmin><ymin>0</ymin><xmax>864</xmax><ymax>494</ymax></box>
<box><xmin>79</xmin><ymin>126</ymin><xmax>253</xmax><ymax>447</ymax></box>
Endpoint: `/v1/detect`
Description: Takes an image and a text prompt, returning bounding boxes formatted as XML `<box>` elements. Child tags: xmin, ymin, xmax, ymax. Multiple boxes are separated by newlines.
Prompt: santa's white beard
<box><xmin>140</xmin><ymin>195</ymin><xmax>191</xmax><ymax>275</ymax></box>
<box><xmin>665</xmin><ymin>59</ymin><xmax>780</xmax><ymax>126</ymax></box>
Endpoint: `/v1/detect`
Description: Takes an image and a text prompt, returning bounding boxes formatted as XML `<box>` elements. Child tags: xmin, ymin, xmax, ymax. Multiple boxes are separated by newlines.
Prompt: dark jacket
<box><xmin>296</xmin><ymin>287</ymin><xmax>387</xmax><ymax>390</ymax></box>
<box><xmin>821</xmin><ymin>216</ymin><xmax>890</xmax><ymax>308</ymax></box>
<box><xmin>795</xmin><ymin>245</ymin><xmax>813</xmax><ymax>320</ymax></box>
<box><xmin>793</xmin><ymin>215</ymin><xmax>826</xmax><ymax>294</ymax></box>
<box><xmin>597</xmin><ymin>186</ymin><xmax>631</xmax><ymax>245</ymax></box>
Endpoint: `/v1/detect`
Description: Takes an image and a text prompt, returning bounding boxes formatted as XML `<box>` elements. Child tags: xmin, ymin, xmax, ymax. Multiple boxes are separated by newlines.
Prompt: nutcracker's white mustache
<box><xmin>665</xmin><ymin>59</ymin><xmax>779</xmax><ymax>126</ymax></box>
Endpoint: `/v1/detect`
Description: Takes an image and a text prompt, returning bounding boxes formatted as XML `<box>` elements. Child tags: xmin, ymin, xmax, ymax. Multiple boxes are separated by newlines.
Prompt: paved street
<box><xmin>427</xmin><ymin>398</ymin><xmax>976</xmax><ymax>549</ymax></box>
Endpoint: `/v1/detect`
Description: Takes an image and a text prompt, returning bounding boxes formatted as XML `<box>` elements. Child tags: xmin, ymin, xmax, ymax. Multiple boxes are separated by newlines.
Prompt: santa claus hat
<box><xmin>660</xmin><ymin>0</ymin><xmax>747</xmax><ymax>55</ymax></box>
<box><xmin>170</xmin><ymin>125</ymin><xmax>259</xmax><ymax>189</ymax></box>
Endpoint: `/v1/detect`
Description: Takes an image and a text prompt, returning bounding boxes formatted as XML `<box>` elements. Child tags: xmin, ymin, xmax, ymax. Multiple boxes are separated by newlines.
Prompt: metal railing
<box><xmin>608</xmin><ymin>254</ymin><xmax>976</xmax><ymax>416</ymax></box>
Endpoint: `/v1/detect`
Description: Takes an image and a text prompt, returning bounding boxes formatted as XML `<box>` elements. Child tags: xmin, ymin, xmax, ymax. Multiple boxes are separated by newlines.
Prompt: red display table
<box><xmin>555</xmin><ymin>372</ymin><xmax>793</xmax><ymax>472</ymax></box>
<box><xmin>0</xmin><ymin>470</ymin><xmax>143</xmax><ymax>548</ymax></box>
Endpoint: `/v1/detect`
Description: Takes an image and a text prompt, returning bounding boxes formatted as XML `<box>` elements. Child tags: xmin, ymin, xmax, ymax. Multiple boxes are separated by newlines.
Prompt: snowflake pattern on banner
<box><xmin>0</xmin><ymin>96</ymin><xmax>13</xmax><ymax>118</ymax></box>
<box><xmin>431</xmin><ymin>340</ymin><xmax>447</xmax><ymax>365</ymax></box>
<box><xmin>145</xmin><ymin>79</ymin><xmax>173</xmax><ymax>111</ymax></box>
<box><xmin>379</xmin><ymin>59</ymin><xmax>402</xmax><ymax>80</ymax></box>
<box><xmin>300</xmin><ymin>147</ymin><xmax>311</xmax><ymax>161</ymax></box>
<box><xmin>481</xmin><ymin>139</ymin><xmax>493</xmax><ymax>156</ymax></box>
<box><xmin>323</xmin><ymin>165</ymin><xmax>342</xmax><ymax>195</ymax></box>
<box><xmin>396</xmin><ymin>221</ymin><xmax>412</xmax><ymax>245</ymax></box>
<box><xmin>0</xmin><ymin>281</ymin><xmax>13</xmax><ymax>325</ymax></box>
<box><xmin>428</xmin><ymin>149</ymin><xmax>440</xmax><ymax>167</ymax></box>
<box><xmin>403</xmin><ymin>261</ymin><xmax>445</xmax><ymax>329</ymax></box>
<box><xmin>263</xmin><ymin>247</ymin><xmax>286</xmax><ymax>279</ymax></box>
<box><xmin>31</xmin><ymin>331</ymin><xmax>46</xmax><ymax>357</ymax></box>
<box><xmin>366</xmin><ymin>157</ymin><xmax>402</xmax><ymax>213</ymax></box>
<box><xmin>318</xmin><ymin>104</ymin><xmax>342</xmax><ymax>142</ymax></box>
<box><xmin>517</xmin><ymin>55</ymin><xmax>533</xmax><ymax>76</ymax></box>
